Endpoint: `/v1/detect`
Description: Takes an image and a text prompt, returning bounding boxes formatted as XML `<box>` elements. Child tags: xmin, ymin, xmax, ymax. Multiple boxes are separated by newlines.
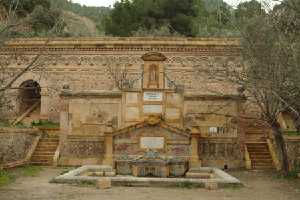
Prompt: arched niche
<box><xmin>18</xmin><ymin>80</ymin><xmax>41</xmax><ymax>114</ymax></box>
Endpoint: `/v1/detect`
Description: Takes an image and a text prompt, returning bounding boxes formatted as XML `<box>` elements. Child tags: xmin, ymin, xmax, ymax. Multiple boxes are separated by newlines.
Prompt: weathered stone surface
<box><xmin>96</xmin><ymin>178</ymin><xmax>111</xmax><ymax>189</ymax></box>
<box><xmin>205</xmin><ymin>181</ymin><xmax>218</xmax><ymax>190</ymax></box>
<box><xmin>0</xmin><ymin>128</ymin><xmax>39</xmax><ymax>165</ymax></box>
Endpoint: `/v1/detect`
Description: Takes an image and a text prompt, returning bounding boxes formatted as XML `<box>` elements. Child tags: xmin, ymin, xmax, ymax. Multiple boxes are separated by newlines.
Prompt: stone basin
<box><xmin>51</xmin><ymin>165</ymin><xmax>242</xmax><ymax>188</ymax></box>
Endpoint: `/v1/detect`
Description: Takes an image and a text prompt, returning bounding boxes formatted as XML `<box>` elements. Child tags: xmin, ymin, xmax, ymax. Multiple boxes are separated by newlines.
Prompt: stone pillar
<box><xmin>190</xmin><ymin>128</ymin><xmax>202</xmax><ymax>168</ymax></box>
<box><xmin>58</xmin><ymin>95</ymin><xmax>70</xmax><ymax>166</ymax></box>
<box><xmin>40</xmin><ymin>87</ymin><xmax>50</xmax><ymax>120</ymax></box>
<box><xmin>103</xmin><ymin>131</ymin><xmax>114</xmax><ymax>167</ymax></box>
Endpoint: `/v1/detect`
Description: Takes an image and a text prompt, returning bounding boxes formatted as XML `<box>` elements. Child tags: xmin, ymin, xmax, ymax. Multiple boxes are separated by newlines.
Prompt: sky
<box><xmin>71</xmin><ymin>0</ymin><xmax>275</xmax><ymax>8</ymax></box>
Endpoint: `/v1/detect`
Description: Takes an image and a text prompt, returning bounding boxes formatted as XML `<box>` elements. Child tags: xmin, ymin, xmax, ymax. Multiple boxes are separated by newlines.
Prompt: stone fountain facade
<box><xmin>1</xmin><ymin>37</ymin><xmax>277</xmax><ymax>173</ymax></box>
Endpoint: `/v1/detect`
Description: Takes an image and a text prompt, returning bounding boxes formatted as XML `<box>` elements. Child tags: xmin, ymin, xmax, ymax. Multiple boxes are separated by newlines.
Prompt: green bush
<box><xmin>31</xmin><ymin>120</ymin><xmax>59</xmax><ymax>128</ymax></box>
<box><xmin>0</xmin><ymin>170</ymin><xmax>15</xmax><ymax>187</ymax></box>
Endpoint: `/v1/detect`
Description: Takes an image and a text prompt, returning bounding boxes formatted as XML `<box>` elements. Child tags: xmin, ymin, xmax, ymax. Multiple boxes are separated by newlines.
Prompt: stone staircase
<box><xmin>246</xmin><ymin>142</ymin><xmax>274</xmax><ymax>170</ymax></box>
<box><xmin>30</xmin><ymin>135</ymin><xmax>59</xmax><ymax>165</ymax></box>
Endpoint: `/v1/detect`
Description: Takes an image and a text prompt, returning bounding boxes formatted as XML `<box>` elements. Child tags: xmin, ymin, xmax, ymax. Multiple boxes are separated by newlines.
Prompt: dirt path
<box><xmin>0</xmin><ymin>168</ymin><xmax>299</xmax><ymax>200</ymax></box>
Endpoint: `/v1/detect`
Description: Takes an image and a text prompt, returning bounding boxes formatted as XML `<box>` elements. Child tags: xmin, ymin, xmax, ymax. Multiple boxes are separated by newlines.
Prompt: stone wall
<box><xmin>285</xmin><ymin>136</ymin><xmax>300</xmax><ymax>171</ymax></box>
<box><xmin>198</xmin><ymin>138</ymin><xmax>243</xmax><ymax>169</ymax></box>
<box><xmin>113</xmin><ymin>122</ymin><xmax>190</xmax><ymax>175</ymax></box>
<box><xmin>59</xmin><ymin>135</ymin><xmax>105</xmax><ymax>166</ymax></box>
<box><xmin>0</xmin><ymin>37</ymin><xmax>242</xmax><ymax>122</ymax></box>
<box><xmin>0</xmin><ymin>128</ymin><xmax>39</xmax><ymax>165</ymax></box>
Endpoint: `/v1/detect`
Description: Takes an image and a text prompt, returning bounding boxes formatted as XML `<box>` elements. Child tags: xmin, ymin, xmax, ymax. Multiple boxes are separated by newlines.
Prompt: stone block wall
<box><xmin>59</xmin><ymin>135</ymin><xmax>105</xmax><ymax>166</ymax></box>
<box><xmin>0</xmin><ymin>37</ymin><xmax>242</xmax><ymax>122</ymax></box>
<box><xmin>285</xmin><ymin>136</ymin><xmax>300</xmax><ymax>171</ymax></box>
<box><xmin>0</xmin><ymin>128</ymin><xmax>39</xmax><ymax>165</ymax></box>
<box><xmin>198</xmin><ymin>139</ymin><xmax>243</xmax><ymax>169</ymax></box>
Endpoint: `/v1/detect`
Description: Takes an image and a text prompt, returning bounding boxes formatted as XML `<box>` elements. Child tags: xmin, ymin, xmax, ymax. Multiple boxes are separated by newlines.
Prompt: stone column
<box><xmin>103</xmin><ymin>130</ymin><xmax>114</xmax><ymax>167</ymax></box>
<box><xmin>40</xmin><ymin>87</ymin><xmax>50</xmax><ymax>120</ymax></box>
<box><xmin>190</xmin><ymin>128</ymin><xmax>202</xmax><ymax>168</ymax></box>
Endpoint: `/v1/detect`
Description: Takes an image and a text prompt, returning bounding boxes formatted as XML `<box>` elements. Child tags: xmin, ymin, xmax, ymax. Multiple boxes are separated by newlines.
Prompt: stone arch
<box><xmin>18</xmin><ymin>80</ymin><xmax>41</xmax><ymax>114</ymax></box>
<box><xmin>12</xmin><ymin>72</ymin><xmax>49</xmax><ymax>118</ymax></box>
<box><xmin>11</xmin><ymin>72</ymin><xmax>47</xmax><ymax>89</ymax></box>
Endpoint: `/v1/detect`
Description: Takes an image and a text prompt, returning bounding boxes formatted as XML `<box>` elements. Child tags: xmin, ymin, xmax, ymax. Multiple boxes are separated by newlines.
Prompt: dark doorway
<box><xmin>19</xmin><ymin>80</ymin><xmax>41</xmax><ymax>114</ymax></box>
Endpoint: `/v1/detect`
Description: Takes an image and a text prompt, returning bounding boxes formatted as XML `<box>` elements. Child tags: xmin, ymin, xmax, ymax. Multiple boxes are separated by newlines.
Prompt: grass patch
<box><xmin>0</xmin><ymin>120</ymin><xmax>11</xmax><ymax>128</ymax></box>
<box><xmin>0</xmin><ymin>170</ymin><xmax>15</xmax><ymax>187</ymax></box>
<box><xmin>176</xmin><ymin>181</ymin><xmax>199</xmax><ymax>189</ymax></box>
<box><xmin>284</xmin><ymin>131</ymin><xmax>300</xmax><ymax>136</ymax></box>
<box><xmin>273</xmin><ymin>170</ymin><xmax>299</xmax><ymax>180</ymax></box>
<box><xmin>0</xmin><ymin>165</ymin><xmax>43</xmax><ymax>187</ymax></box>
<box><xmin>76</xmin><ymin>180</ymin><xmax>96</xmax><ymax>187</ymax></box>
<box><xmin>222</xmin><ymin>183</ymin><xmax>243</xmax><ymax>190</ymax></box>
<box><xmin>18</xmin><ymin>165</ymin><xmax>43</xmax><ymax>177</ymax></box>
<box><xmin>31</xmin><ymin>120</ymin><xmax>59</xmax><ymax>129</ymax></box>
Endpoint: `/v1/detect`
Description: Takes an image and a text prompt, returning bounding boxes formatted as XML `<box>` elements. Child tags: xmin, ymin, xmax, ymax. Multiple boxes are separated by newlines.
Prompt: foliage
<box><xmin>105</xmin><ymin>0</ymin><xmax>199</xmax><ymax>36</ymax></box>
<box><xmin>284</xmin><ymin>131</ymin><xmax>300</xmax><ymax>136</ymax></box>
<box><xmin>0</xmin><ymin>165</ymin><xmax>42</xmax><ymax>187</ymax></box>
<box><xmin>0</xmin><ymin>0</ymin><xmax>65</xmax><ymax>36</ymax></box>
<box><xmin>51</xmin><ymin>0</ymin><xmax>111</xmax><ymax>35</ymax></box>
<box><xmin>236</xmin><ymin>0</ymin><xmax>300</xmax><ymax>175</ymax></box>
<box><xmin>18</xmin><ymin>165</ymin><xmax>43</xmax><ymax>177</ymax></box>
<box><xmin>31</xmin><ymin>120</ymin><xmax>59</xmax><ymax>129</ymax></box>
<box><xmin>105</xmin><ymin>0</ymin><xmax>242</xmax><ymax>37</ymax></box>
<box><xmin>0</xmin><ymin>169</ymin><xmax>15</xmax><ymax>187</ymax></box>
<box><xmin>30</xmin><ymin>5</ymin><xmax>64</xmax><ymax>34</ymax></box>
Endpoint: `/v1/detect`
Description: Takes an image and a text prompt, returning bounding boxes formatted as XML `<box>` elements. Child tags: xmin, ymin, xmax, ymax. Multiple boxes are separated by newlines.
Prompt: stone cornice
<box><xmin>112</xmin><ymin>120</ymin><xmax>190</xmax><ymax>138</ymax></box>
<box><xmin>184</xmin><ymin>93</ymin><xmax>246</xmax><ymax>101</ymax></box>
<box><xmin>0</xmin><ymin>128</ymin><xmax>40</xmax><ymax>135</ymax></box>
<box><xmin>60</xmin><ymin>90</ymin><xmax>122</xmax><ymax>98</ymax></box>
<box><xmin>0</xmin><ymin>37</ymin><xmax>241</xmax><ymax>55</ymax></box>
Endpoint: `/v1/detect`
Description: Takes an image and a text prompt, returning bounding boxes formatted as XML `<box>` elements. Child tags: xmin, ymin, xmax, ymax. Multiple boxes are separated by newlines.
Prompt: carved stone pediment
<box><xmin>141</xmin><ymin>52</ymin><xmax>167</xmax><ymax>61</ymax></box>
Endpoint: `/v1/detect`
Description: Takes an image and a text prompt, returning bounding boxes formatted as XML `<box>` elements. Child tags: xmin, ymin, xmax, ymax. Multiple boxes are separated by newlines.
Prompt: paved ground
<box><xmin>0</xmin><ymin>167</ymin><xmax>299</xmax><ymax>200</ymax></box>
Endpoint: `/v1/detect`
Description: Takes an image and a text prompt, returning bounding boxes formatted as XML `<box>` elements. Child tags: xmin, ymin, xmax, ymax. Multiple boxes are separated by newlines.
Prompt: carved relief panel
<box><xmin>142</xmin><ymin>52</ymin><xmax>167</xmax><ymax>89</ymax></box>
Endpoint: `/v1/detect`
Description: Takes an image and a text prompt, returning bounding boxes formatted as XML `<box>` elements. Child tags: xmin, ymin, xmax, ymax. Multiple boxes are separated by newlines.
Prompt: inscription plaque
<box><xmin>144</xmin><ymin>92</ymin><xmax>163</xmax><ymax>101</ymax></box>
<box><xmin>143</xmin><ymin>105</ymin><xmax>163</xmax><ymax>114</ymax></box>
<box><xmin>140</xmin><ymin>137</ymin><xmax>164</xmax><ymax>149</ymax></box>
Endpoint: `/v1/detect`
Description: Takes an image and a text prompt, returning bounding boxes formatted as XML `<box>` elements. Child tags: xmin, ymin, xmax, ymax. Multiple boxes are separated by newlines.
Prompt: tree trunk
<box><xmin>271</xmin><ymin>121</ymin><xmax>290</xmax><ymax>176</ymax></box>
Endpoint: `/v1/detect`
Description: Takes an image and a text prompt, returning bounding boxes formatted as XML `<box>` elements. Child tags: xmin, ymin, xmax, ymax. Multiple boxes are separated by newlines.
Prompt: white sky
<box><xmin>71</xmin><ymin>0</ymin><xmax>276</xmax><ymax>8</ymax></box>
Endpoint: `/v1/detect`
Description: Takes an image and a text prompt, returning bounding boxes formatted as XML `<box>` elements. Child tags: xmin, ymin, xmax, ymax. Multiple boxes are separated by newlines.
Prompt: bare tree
<box><xmin>195</xmin><ymin>0</ymin><xmax>300</xmax><ymax>175</ymax></box>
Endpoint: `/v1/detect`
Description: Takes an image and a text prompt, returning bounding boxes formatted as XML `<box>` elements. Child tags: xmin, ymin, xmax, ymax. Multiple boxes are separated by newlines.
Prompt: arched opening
<box><xmin>19</xmin><ymin>80</ymin><xmax>41</xmax><ymax>114</ymax></box>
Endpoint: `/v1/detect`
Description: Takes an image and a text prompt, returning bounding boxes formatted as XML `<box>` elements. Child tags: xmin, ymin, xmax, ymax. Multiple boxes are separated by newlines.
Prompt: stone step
<box><xmin>38</xmin><ymin>143</ymin><xmax>59</xmax><ymax>146</ymax></box>
<box><xmin>30</xmin><ymin>136</ymin><xmax>59</xmax><ymax>166</ymax></box>
<box><xmin>248</xmin><ymin>151</ymin><xmax>270</xmax><ymax>154</ymax></box>
<box><xmin>32</xmin><ymin>151</ymin><xmax>55</xmax><ymax>156</ymax></box>
<box><xmin>246</xmin><ymin>144</ymin><xmax>268</xmax><ymax>147</ymax></box>
<box><xmin>31</xmin><ymin>154</ymin><xmax>54</xmax><ymax>159</ymax></box>
<box><xmin>30</xmin><ymin>161</ymin><xmax>53</xmax><ymax>166</ymax></box>
<box><xmin>36</xmin><ymin>144</ymin><xmax>58</xmax><ymax>148</ymax></box>
<box><xmin>252</xmin><ymin>164</ymin><xmax>273</xmax><ymax>168</ymax></box>
<box><xmin>252</xmin><ymin>166</ymin><xmax>274</xmax><ymax>170</ymax></box>
<box><xmin>247</xmin><ymin>148</ymin><xmax>269</xmax><ymax>153</ymax></box>
<box><xmin>250</xmin><ymin>154</ymin><xmax>272</xmax><ymax>158</ymax></box>
<box><xmin>251</xmin><ymin>159</ymin><xmax>273</xmax><ymax>163</ymax></box>
<box><xmin>35</xmin><ymin>146</ymin><xmax>57</xmax><ymax>150</ymax></box>
<box><xmin>39</xmin><ymin>138</ymin><xmax>59</xmax><ymax>141</ymax></box>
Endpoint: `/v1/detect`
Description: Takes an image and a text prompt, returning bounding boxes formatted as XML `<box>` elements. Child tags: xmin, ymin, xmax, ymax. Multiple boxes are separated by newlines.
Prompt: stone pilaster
<box><xmin>103</xmin><ymin>131</ymin><xmax>114</xmax><ymax>167</ymax></box>
<box><xmin>190</xmin><ymin>128</ymin><xmax>202</xmax><ymax>168</ymax></box>
<box><xmin>40</xmin><ymin>87</ymin><xmax>49</xmax><ymax>119</ymax></box>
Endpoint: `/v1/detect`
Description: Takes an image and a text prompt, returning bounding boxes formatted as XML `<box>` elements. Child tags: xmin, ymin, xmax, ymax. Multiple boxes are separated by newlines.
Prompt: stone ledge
<box><xmin>0</xmin><ymin>128</ymin><xmax>40</xmax><ymax>135</ymax></box>
<box><xmin>184</xmin><ymin>93</ymin><xmax>246</xmax><ymax>100</ymax></box>
<box><xmin>4</xmin><ymin>37</ymin><xmax>241</xmax><ymax>47</ymax></box>
<box><xmin>60</xmin><ymin>90</ymin><xmax>122</xmax><ymax>98</ymax></box>
<box><xmin>51</xmin><ymin>165</ymin><xmax>242</xmax><ymax>188</ymax></box>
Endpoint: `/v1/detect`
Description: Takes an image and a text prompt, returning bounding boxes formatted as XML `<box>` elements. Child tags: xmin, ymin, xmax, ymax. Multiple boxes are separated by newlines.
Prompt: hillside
<box><xmin>62</xmin><ymin>11</ymin><xmax>99</xmax><ymax>36</ymax></box>
<box><xmin>51</xmin><ymin>0</ymin><xmax>111</xmax><ymax>35</ymax></box>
